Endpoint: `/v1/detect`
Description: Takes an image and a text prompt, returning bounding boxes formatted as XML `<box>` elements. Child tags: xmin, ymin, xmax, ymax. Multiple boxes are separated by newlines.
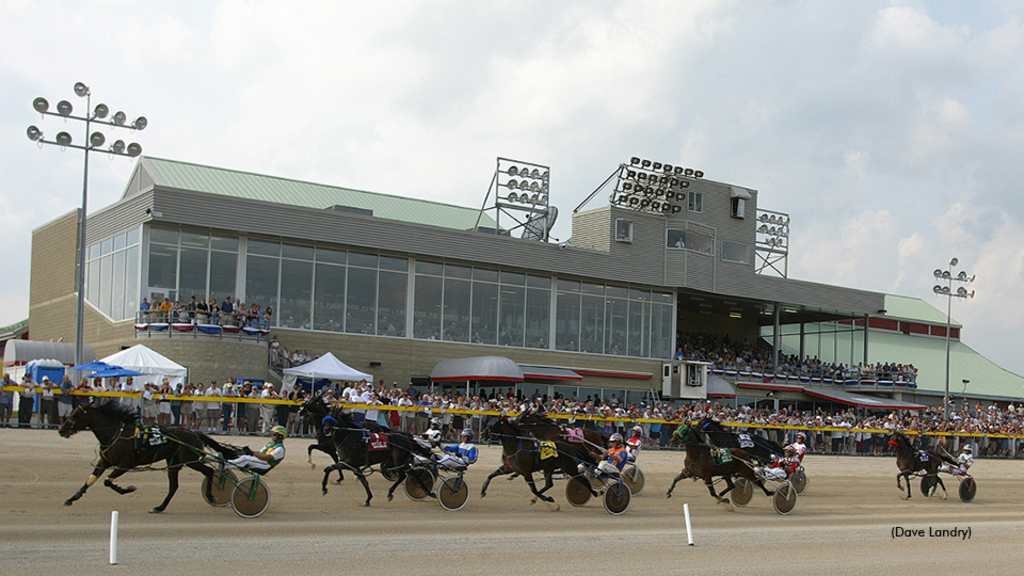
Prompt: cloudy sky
<box><xmin>3</xmin><ymin>1</ymin><xmax>1023</xmax><ymax>377</ymax></box>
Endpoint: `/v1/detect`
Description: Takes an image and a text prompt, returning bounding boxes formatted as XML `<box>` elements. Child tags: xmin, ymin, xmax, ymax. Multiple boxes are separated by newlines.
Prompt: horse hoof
<box><xmin>387</xmin><ymin>494</ymin><xmax>394</xmax><ymax>502</ymax></box>
<box><xmin>363</xmin><ymin>502</ymin><xmax>371</xmax><ymax>507</ymax></box>
<box><xmin>665</xmin><ymin>493</ymin><xmax>672</xmax><ymax>499</ymax></box>
<box><xmin>333</xmin><ymin>480</ymin><xmax>343</xmax><ymax>485</ymax></box>
<box><xmin>552</xmin><ymin>503</ymin><xmax>561</xmax><ymax>512</ymax></box>
<box><xmin>125</xmin><ymin>486</ymin><xmax>137</xmax><ymax>494</ymax></box>
<box><xmin>308</xmin><ymin>463</ymin><xmax>315</xmax><ymax>470</ymax></box>
<box><xmin>63</xmin><ymin>500</ymin><xmax>74</xmax><ymax>507</ymax></box>
<box><xmin>149</xmin><ymin>507</ymin><xmax>163</xmax><ymax>514</ymax></box>
<box><xmin>322</xmin><ymin>490</ymin><xmax>328</xmax><ymax>496</ymax></box>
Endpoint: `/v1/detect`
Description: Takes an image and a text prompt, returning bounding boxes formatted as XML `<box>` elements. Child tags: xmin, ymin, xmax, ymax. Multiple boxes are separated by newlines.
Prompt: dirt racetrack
<box><xmin>1</xmin><ymin>429</ymin><xmax>1021</xmax><ymax>576</ymax></box>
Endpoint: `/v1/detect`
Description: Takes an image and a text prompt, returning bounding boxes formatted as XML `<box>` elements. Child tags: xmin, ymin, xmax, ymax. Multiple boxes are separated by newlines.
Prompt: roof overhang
<box><xmin>430</xmin><ymin>356</ymin><xmax>524</xmax><ymax>383</ymax></box>
<box><xmin>519</xmin><ymin>365</ymin><xmax>583</xmax><ymax>381</ymax></box>
<box><xmin>802</xmin><ymin>387</ymin><xmax>927</xmax><ymax>411</ymax></box>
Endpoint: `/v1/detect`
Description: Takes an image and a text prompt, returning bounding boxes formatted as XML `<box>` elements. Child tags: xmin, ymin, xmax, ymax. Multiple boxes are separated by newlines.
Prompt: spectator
<box><xmin>18</xmin><ymin>374</ymin><xmax>35</xmax><ymax>428</ymax></box>
<box><xmin>0</xmin><ymin>373</ymin><xmax>15</xmax><ymax>426</ymax></box>
<box><xmin>38</xmin><ymin>376</ymin><xmax>56</xmax><ymax>428</ymax></box>
<box><xmin>58</xmin><ymin>375</ymin><xmax>75</xmax><ymax>424</ymax></box>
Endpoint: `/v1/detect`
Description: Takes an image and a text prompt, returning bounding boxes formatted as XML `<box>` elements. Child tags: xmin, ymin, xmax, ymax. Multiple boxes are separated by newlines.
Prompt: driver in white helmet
<box><xmin>786</xmin><ymin>432</ymin><xmax>808</xmax><ymax>463</ymax></box>
<box><xmin>436</xmin><ymin>428</ymin><xmax>478</xmax><ymax>470</ymax></box>
<box><xmin>592</xmin><ymin>432</ymin><xmax>628</xmax><ymax>477</ymax></box>
<box><xmin>625</xmin><ymin>425</ymin><xmax>644</xmax><ymax>462</ymax></box>
<box><xmin>940</xmin><ymin>444</ymin><xmax>973</xmax><ymax>476</ymax></box>
<box><xmin>421</xmin><ymin>418</ymin><xmax>443</xmax><ymax>448</ymax></box>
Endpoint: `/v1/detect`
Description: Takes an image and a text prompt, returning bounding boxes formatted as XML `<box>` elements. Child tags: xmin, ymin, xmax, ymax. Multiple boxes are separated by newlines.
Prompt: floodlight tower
<box><xmin>932</xmin><ymin>257</ymin><xmax>975</xmax><ymax>421</ymax></box>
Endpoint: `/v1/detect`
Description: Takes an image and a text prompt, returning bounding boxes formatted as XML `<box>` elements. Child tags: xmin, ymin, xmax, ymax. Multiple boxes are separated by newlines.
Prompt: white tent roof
<box><xmin>4</xmin><ymin>340</ymin><xmax>94</xmax><ymax>366</ymax></box>
<box><xmin>100</xmin><ymin>344</ymin><xmax>188</xmax><ymax>386</ymax></box>
<box><xmin>281</xmin><ymin>352</ymin><xmax>373</xmax><ymax>393</ymax></box>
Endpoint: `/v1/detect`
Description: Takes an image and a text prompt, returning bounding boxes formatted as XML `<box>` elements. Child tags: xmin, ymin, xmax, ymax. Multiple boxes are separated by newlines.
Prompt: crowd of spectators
<box><xmin>139</xmin><ymin>295</ymin><xmax>273</xmax><ymax>329</ymax></box>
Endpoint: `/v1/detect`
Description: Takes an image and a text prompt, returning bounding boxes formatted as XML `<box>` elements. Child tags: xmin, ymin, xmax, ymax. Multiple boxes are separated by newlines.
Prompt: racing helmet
<box><xmin>322</xmin><ymin>415</ymin><xmax>338</xmax><ymax>427</ymax></box>
<box><xmin>631</xmin><ymin>426</ymin><xmax>643</xmax><ymax>436</ymax></box>
<box><xmin>461</xmin><ymin>428</ymin><xmax>474</xmax><ymax>439</ymax></box>
<box><xmin>429</xmin><ymin>418</ymin><xmax>440</xmax><ymax>427</ymax></box>
<box><xmin>271</xmin><ymin>425</ymin><xmax>288</xmax><ymax>438</ymax></box>
<box><xmin>797</xmin><ymin>432</ymin><xmax>806</xmax><ymax>440</ymax></box>
<box><xmin>962</xmin><ymin>444</ymin><xmax>972</xmax><ymax>452</ymax></box>
<box><xmin>610</xmin><ymin>432</ymin><xmax>624</xmax><ymax>443</ymax></box>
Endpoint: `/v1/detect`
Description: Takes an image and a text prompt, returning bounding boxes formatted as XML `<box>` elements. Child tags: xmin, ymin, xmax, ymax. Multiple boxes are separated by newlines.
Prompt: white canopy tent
<box><xmin>281</xmin><ymin>352</ymin><xmax>373</xmax><ymax>393</ymax></box>
<box><xmin>100</xmin><ymin>344</ymin><xmax>188</xmax><ymax>387</ymax></box>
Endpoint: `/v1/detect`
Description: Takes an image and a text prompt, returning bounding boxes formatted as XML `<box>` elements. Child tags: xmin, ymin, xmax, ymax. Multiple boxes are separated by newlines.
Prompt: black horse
<box><xmin>480</xmin><ymin>416</ymin><xmax>597</xmax><ymax>510</ymax></box>
<box><xmin>320</xmin><ymin>411</ymin><xmax>431</xmax><ymax>506</ymax></box>
<box><xmin>517</xmin><ymin>407</ymin><xmax>609</xmax><ymax>449</ymax></box>
<box><xmin>666</xmin><ymin>422</ymin><xmax>773</xmax><ymax>505</ymax></box>
<box><xmin>888</xmin><ymin>431</ymin><xmax>955</xmax><ymax>499</ymax></box>
<box><xmin>58</xmin><ymin>400</ymin><xmax>229</xmax><ymax>513</ymax></box>
<box><xmin>695</xmin><ymin>416</ymin><xmax>786</xmax><ymax>464</ymax></box>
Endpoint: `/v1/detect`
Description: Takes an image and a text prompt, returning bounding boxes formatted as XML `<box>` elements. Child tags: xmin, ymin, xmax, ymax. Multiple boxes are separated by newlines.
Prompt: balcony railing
<box><xmin>134</xmin><ymin>310</ymin><xmax>270</xmax><ymax>342</ymax></box>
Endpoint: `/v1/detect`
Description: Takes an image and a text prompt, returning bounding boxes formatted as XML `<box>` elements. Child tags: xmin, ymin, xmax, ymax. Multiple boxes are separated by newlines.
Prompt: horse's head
<box><xmin>58</xmin><ymin>403</ymin><xmax>91</xmax><ymax>438</ymax></box>
<box><xmin>670</xmin><ymin>422</ymin><xmax>701</xmax><ymax>447</ymax></box>
<box><xmin>887</xmin><ymin>430</ymin><xmax>908</xmax><ymax>451</ymax></box>
<box><xmin>298</xmin><ymin>390</ymin><xmax>326</xmax><ymax>424</ymax></box>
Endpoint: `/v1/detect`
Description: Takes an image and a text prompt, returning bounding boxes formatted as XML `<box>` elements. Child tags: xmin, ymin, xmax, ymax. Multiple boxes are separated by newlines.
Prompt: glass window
<box><xmin>581</xmin><ymin>282</ymin><xmax>604</xmax><ymax>295</ymax></box>
<box><xmin>99</xmin><ymin>254</ymin><xmax>113</xmax><ymax>317</ymax></box>
<box><xmin>415</xmin><ymin>261</ymin><xmax>443</xmax><ymax>276</ymax></box>
<box><xmin>380</xmin><ymin>256</ymin><xmax>407</xmax><ymax>272</ymax></box>
<box><xmin>245</xmin><ymin>255</ymin><xmax>279</xmax><ymax>318</ymax></box>
<box><xmin>181</xmin><ymin>231</ymin><xmax>209</xmax><ymax>248</ymax></box>
<box><xmin>500</xmin><ymin>271</ymin><xmax>525</xmax><ymax>286</ymax></box>
<box><xmin>581</xmin><ymin>295</ymin><xmax>604</xmax><ymax>353</ymax></box>
<box><xmin>667</xmin><ymin>229</ymin><xmax>686</xmax><ymax>249</ymax></box>
<box><xmin>150</xmin><ymin>227</ymin><xmax>178</xmax><ymax>245</ymax></box>
<box><xmin>279</xmin><ymin>259</ymin><xmax>313</xmax><ymax>328</ymax></box>
<box><xmin>414</xmin><ymin>275</ymin><xmax>443</xmax><ymax>340</ymax></box>
<box><xmin>655</xmin><ymin>291</ymin><xmax>674</xmax><ymax>304</ymax></box>
<box><xmin>148</xmin><ymin>243</ymin><xmax>177</xmax><ymax>290</ymax></box>
<box><xmin>101</xmin><ymin>238</ymin><xmax>113</xmax><ymax>256</ymax></box>
<box><xmin>111</xmin><ymin>250</ymin><xmax>126</xmax><ymax>321</ymax></box>
<box><xmin>445</xmin><ymin>264</ymin><xmax>472</xmax><ymax>279</ymax></box>
<box><xmin>247</xmin><ymin>239</ymin><xmax>280</xmax><ymax>257</ymax></box>
<box><xmin>178</xmin><ymin>247</ymin><xmax>208</xmax><ymax>303</ymax></box>
<box><xmin>525</xmin><ymin>287</ymin><xmax>550</xmax><ymax>349</ymax></box>
<box><xmin>605</xmin><ymin>297</ymin><xmax>627</xmax><ymax>356</ymax></box>
<box><xmin>124</xmin><ymin>246</ymin><xmax>139</xmax><ymax>320</ymax></box>
<box><xmin>87</xmin><ymin>261</ymin><xmax>100</xmax><ymax>311</ymax></box>
<box><xmin>316</xmin><ymin>247</ymin><xmax>346</xmax><ymax>265</ymax></box>
<box><xmin>557</xmin><ymin>279</ymin><xmax>580</xmax><ymax>292</ymax></box>
<box><xmin>313</xmin><ymin>264</ymin><xmax>345</xmax><ymax>332</ymax></box>
<box><xmin>282</xmin><ymin>244</ymin><xmax>314</xmax><ymax>261</ymax></box>
<box><xmin>473</xmin><ymin>268</ymin><xmax>498</xmax><ymax>283</ymax></box>
<box><xmin>688</xmin><ymin>191</ymin><xmax>703</xmax><ymax>212</ymax></box>
<box><xmin>683</xmin><ymin>231</ymin><xmax>714</xmax><ymax>255</ymax></box>
<box><xmin>498</xmin><ymin>285</ymin><xmax>525</xmax><ymax>346</ymax></box>
<box><xmin>527</xmin><ymin>275</ymin><xmax>551</xmax><ymax>289</ymax></box>
<box><xmin>651</xmin><ymin>303</ymin><xmax>674</xmax><ymax>358</ymax></box>
<box><xmin>442</xmin><ymin>278</ymin><xmax>471</xmax><ymax>342</ymax></box>
<box><xmin>722</xmin><ymin>241</ymin><xmax>749</xmax><ymax>264</ymax></box>
<box><xmin>555</xmin><ymin>291</ymin><xmax>580</xmax><ymax>351</ymax></box>
<box><xmin>606</xmin><ymin>285</ymin><xmax>628</xmax><ymax>299</ymax></box>
<box><xmin>210</xmin><ymin>235</ymin><xmax>237</xmax><ymax>252</ymax></box>
<box><xmin>113</xmin><ymin>233</ymin><xmax>126</xmax><ymax>252</ymax></box>
<box><xmin>88</xmin><ymin>243</ymin><xmax>101</xmax><ymax>260</ymax></box>
<box><xmin>346</xmin><ymin>267</ymin><xmax>376</xmax><ymax>334</ymax></box>
<box><xmin>472</xmin><ymin>282</ymin><xmax>498</xmax><ymax>344</ymax></box>
<box><xmin>126</xmin><ymin>227</ymin><xmax>140</xmax><ymax>246</ymax></box>
<box><xmin>629</xmin><ymin>288</ymin><xmax>650</xmax><ymax>301</ymax></box>
<box><xmin>209</xmin><ymin>252</ymin><xmax>237</xmax><ymax>301</ymax></box>
<box><xmin>377</xmin><ymin>270</ymin><xmax>407</xmax><ymax>337</ymax></box>
<box><xmin>348</xmin><ymin>252</ymin><xmax>378</xmax><ymax>269</ymax></box>
<box><xmin>627</xmin><ymin>300</ymin><xmax>647</xmax><ymax>357</ymax></box>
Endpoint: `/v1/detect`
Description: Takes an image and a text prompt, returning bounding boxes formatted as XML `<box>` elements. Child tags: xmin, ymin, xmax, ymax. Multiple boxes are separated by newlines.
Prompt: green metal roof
<box><xmin>883</xmin><ymin>294</ymin><xmax>960</xmax><ymax>327</ymax></box>
<box><xmin>0</xmin><ymin>318</ymin><xmax>28</xmax><ymax>339</ymax></box>
<box><xmin>138</xmin><ymin>157</ymin><xmax>495</xmax><ymax>231</ymax></box>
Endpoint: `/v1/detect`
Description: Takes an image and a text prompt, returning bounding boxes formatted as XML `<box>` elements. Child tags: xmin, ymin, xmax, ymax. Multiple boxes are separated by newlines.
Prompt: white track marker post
<box><xmin>109</xmin><ymin>511</ymin><xmax>119</xmax><ymax>565</ymax></box>
<box><xmin>683</xmin><ymin>503</ymin><xmax>694</xmax><ymax>546</ymax></box>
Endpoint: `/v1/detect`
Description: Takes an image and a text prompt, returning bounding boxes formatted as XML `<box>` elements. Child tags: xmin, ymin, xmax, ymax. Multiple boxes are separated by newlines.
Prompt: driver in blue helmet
<box><xmin>436</xmin><ymin>428</ymin><xmax>478</xmax><ymax>470</ymax></box>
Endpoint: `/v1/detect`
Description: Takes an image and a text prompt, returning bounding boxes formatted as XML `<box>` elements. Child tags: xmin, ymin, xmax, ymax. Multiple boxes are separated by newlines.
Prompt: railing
<box><xmin>134</xmin><ymin>310</ymin><xmax>271</xmax><ymax>342</ymax></box>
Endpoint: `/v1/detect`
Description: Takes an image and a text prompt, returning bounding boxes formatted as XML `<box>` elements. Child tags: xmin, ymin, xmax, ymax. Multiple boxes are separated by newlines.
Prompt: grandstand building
<box><xmin>27</xmin><ymin>156</ymin><xmax>1024</xmax><ymax>411</ymax></box>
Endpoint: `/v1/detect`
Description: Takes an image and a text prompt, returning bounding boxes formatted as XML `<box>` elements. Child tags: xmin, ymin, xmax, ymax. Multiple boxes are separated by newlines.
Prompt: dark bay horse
<box><xmin>480</xmin><ymin>416</ymin><xmax>597</xmax><ymax>510</ymax></box>
<box><xmin>695</xmin><ymin>416</ymin><xmax>786</xmax><ymax>464</ymax></box>
<box><xmin>888</xmin><ymin>431</ymin><xmax>955</xmax><ymax>499</ymax></box>
<box><xmin>320</xmin><ymin>411</ymin><xmax>431</xmax><ymax>506</ymax></box>
<box><xmin>517</xmin><ymin>408</ymin><xmax>608</xmax><ymax>450</ymax></box>
<box><xmin>666</xmin><ymin>422</ymin><xmax>772</xmax><ymax>506</ymax></box>
<box><xmin>299</xmin><ymin>392</ymin><xmax>402</xmax><ymax>485</ymax></box>
<box><xmin>58</xmin><ymin>401</ymin><xmax>225</xmax><ymax>513</ymax></box>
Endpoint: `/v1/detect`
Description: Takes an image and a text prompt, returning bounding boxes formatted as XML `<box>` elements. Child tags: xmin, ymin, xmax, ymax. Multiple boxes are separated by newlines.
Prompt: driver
<box><xmin>786</xmin><ymin>432</ymin><xmax>808</xmax><ymax>463</ymax></box>
<box><xmin>592</xmin><ymin>432</ymin><xmax>628</xmax><ymax>477</ymax></box>
<box><xmin>228</xmin><ymin>425</ymin><xmax>287</xmax><ymax>473</ymax></box>
<box><xmin>759</xmin><ymin>446</ymin><xmax>799</xmax><ymax>481</ymax></box>
<box><xmin>436</xmin><ymin>429</ymin><xmax>478</xmax><ymax>469</ymax></box>
<box><xmin>416</xmin><ymin>418</ymin><xmax>443</xmax><ymax>450</ymax></box>
<box><xmin>625</xmin><ymin>425</ymin><xmax>643</xmax><ymax>462</ymax></box>
<box><xmin>940</xmin><ymin>444</ymin><xmax>973</xmax><ymax>476</ymax></box>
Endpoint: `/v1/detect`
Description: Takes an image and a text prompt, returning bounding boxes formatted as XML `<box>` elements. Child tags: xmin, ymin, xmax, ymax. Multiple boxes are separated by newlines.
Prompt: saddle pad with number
<box><xmin>711</xmin><ymin>447</ymin><xmax>733</xmax><ymax>466</ymax></box>
<box><xmin>566</xmin><ymin>428</ymin><xmax>586</xmax><ymax>443</ymax></box>
<box><xmin>134</xmin><ymin>425</ymin><xmax>168</xmax><ymax>449</ymax></box>
<box><xmin>367</xmin><ymin>433</ymin><xmax>390</xmax><ymax>452</ymax></box>
<box><xmin>539</xmin><ymin>440</ymin><xmax>558</xmax><ymax>460</ymax></box>
<box><xmin>916</xmin><ymin>450</ymin><xmax>930</xmax><ymax>463</ymax></box>
<box><xmin>737</xmin><ymin>434</ymin><xmax>755</xmax><ymax>449</ymax></box>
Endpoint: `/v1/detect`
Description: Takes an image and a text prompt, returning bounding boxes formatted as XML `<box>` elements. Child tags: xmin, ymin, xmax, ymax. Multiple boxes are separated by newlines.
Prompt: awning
<box><xmin>736</xmin><ymin>382</ymin><xmax>805</xmax><ymax>393</ymax></box>
<box><xmin>707</xmin><ymin>376</ymin><xmax>735</xmax><ymax>398</ymax></box>
<box><xmin>802</xmin><ymin>387</ymin><xmax>927</xmax><ymax>411</ymax></box>
<box><xmin>730</xmin><ymin>186</ymin><xmax>753</xmax><ymax>199</ymax></box>
<box><xmin>520</xmin><ymin>365</ymin><xmax>582</xmax><ymax>381</ymax></box>
<box><xmin>3</xmin><ymin>340</ymin><xmax>94</xmax><ymax>367</ymax></box>
<box><xmin>430</xmin><ymin>356</ymin><xmax>524</xmax><ymax>382</ymax></box>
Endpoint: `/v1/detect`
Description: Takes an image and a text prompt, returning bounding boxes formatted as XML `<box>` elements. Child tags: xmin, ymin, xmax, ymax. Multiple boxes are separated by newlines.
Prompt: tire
<box><xmin>791</xmin><ymin>467</ymin><xmax>808</xmax><ymax>495</ymax></box>
<box><xmin>404</xmin><ymin>467</ymin><xmax>434</xmax><ymax>501</ymax></box>
<box><xmin>958</xmin><ymin>477</ymin><xmax>977</xmax><ymax>503</ymax></box>
<box><xmin>231</xmin><ymin>477</ymin><xmax>271</xmax><ymax>519</ymax></box>
<box><xmin>920</xmin><ymin>475</ymin><xmax>938</xmax><ymax>498</ymax></box>
<box><xmin>201</xmin><ymin>469</ymin><xmax>236</xmax><ymax>507</ymax></box>
<box><xmin>731</xmin><ymin>477</ymin><xmax>753</xmax><ymax>507</ymax></box>
<box><xmin>623</xmin><ymin>464</ymin><xmax>645</xmax><ymax>496</ymax></box>
<box><xmin>437</xmin><ymin>476</ymin><xmax>470</xmax><ymax>511</ymax></box>
<box><xmin>772</xmin><ymin>481</ymin><xmax>797</xmax><ymax>515</ymax></box>
<box><xmin>565</xmin><ymin>476</ymin><xmax>593</xmax><ymax>507</ymax></box>
<box><xmin>603</xmin><ymin>480</ymin><xmax>631</xmax><ymax>515</ymax></box>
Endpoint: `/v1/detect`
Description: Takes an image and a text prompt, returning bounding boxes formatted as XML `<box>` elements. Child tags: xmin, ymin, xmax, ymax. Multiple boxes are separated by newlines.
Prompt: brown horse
<box><xmin>666</xmin><ymin>422</ymin><xmax>773</xmax><ymax>505</ymax></box>
<box><xmin>888</xmin><ymin>431</ymin><xmax>955</xmax><ymax>499</ymax></box>
<box><xmin>58</xmin><ymin>400</ymin><xmax>223</xmax><ymax>513</ymax></box>
<box><xmin>517</xmin><ymin>408</ymin><xmax>609</xmax><ymax>450</ymax></box>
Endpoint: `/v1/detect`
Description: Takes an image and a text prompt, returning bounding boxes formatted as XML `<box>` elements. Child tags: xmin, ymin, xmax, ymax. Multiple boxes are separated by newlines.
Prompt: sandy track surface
<box><xmin>1</xmin><ymin>430</ymin><xmax>1020</xmax><ymax>576</ymax></box>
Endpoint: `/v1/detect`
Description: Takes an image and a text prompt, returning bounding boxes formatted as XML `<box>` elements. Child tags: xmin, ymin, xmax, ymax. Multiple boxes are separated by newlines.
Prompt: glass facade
<box><xmin>84</xmin><ymin>228</ymin><xmax>140</xmax><ymax>321</ymax></box>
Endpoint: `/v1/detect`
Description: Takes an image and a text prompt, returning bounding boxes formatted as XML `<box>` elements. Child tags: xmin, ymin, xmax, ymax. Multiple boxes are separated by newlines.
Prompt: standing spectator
<box><xmin>0</xmin><ymin>373</ymin><xmax>15</xmax><ymax>426</ymax></box>
<box><xmin>221</xmin><ymin>296</ymin><xmax>234</xmax><ymax>324</ymax></box>
<box><xmin>196</xmin><ymin>297</ymin><xmax>210</xmax><ymax>323</ymax></box>
<box><xmin>18</xmin><ymin>374</ymin><xmax>36</xmax><ymax>427</ymax></box>
<box><xmin>121</xmin><ymin>377</ymin><xmax>140</xmax><ymax>416</ymax></box>
<box><xmin>38</xmin><ymin>376</ymin><xmax>56</xmax><ymax>428</ymax></box>
<box><xmin>158</xmin><ymin>297</ymin><xmax>173</xmax><ymax>321</ymax></box>
<box><xmin>169</xmin><ymin>383</ymin><xmax>183</xmax><ymax>426</ymax></box>
<box><xmin>139</xmin><ymin>297</ymin><xmax>151</xmax><ymax>321</ymax></box>
<box><xmin>221</xmin><ymin>382</ymin><xmax>237</xmax><ymax>433</ymax></box>
<box><xmin>180</xmin><ymin>383</ymin><xmax>194</xmax><ymax>428</ymax></box>
<box><xmin>157</xmin><ymin>379</ymin><xmax>173</xmax><ymax>426</ymax></box>
<box><xmin>398</xmin><ymin>392</ymin><xmax>414</xmax><ymax>432</ymax></box>
<box><xmin>184</xmin><ymin>295</ymin><xmax>197</xmax><ymax>322</ymax></box>
<box><xmin>204</xmin><ymin>381</ymin><xmax>221</xmax><ymax>433</ymax></box>
<box><xmin>141</xmin><ymin>382</ymin><xmax>159</xmax><ymax>426</ymax></box>
<box><xmin>288</xmin><ymin>386</ymin><xmax>305</xmax><ymax>436</ymax></box>
<box><xmin>57</xmin><ymin>375</ymin><xmax>75</xmax><ymax>424</ymax></box>
<box><xmin>244</xmin><ymin>382</ymin><xmax>260</xmax><ymax>435</ymax></box>
<box><xmin>259</xmin><ymin>383</ymin><xmax>277</xmax><ymax>433</ymax></box>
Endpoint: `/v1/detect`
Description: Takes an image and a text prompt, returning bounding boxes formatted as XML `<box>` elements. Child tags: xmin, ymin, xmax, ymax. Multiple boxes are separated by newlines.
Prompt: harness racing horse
<box><xmin>888</xmin><ymin>431</ymin><xmax>955</xmax><ymax>499</ymax></box>
<box><xmin>479</xmin><ymin>416</ymin><xmax>598</xmax><ymax>510</ymax></box>
<box><xmin>517</xmin><ymin>408</ymin><xmax>609</xmax><ymax>450</ymax></box>
<box><xmin>666</xmin><ymin>422</ymin><xmax>773</xmax><ymax>506</ymax></box>
<box><xmin>695</xmin><ymin>416</ymin><xmax>786</xmax><ymax>464</ymax></box>
<box><xmin>320</xmin><ymin>411</ymin><xmax>431</xmax><ymax>506</ymax></box>
<box><xmin>58</xmin><ymin>400</ymin><xmax>226</xmax><ymax>513</ymax></box>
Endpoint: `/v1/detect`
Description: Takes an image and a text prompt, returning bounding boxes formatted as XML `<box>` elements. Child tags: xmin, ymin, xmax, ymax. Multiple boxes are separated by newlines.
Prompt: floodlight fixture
<box><xmin>931</xmin><ymin>257</ymin><xmax>976</xmax><ymax>420</ymax></box>
<box><xmin>110</xmin><ymin>140</ymin><xmax>126</xmax><ymax>154</ymax></box>
<box><xmin>27</xmin><ymin>126</ymin><xmax>43</xmax><ymax>142</ymax></box>
<box><xmin>113</xmin><ymin>110</ymin><xmax>127</xmax><ymax>126</ymax></box>
<box><xmin>89</xmin><ymin>132</ymin><xmax>105</xmax><ymax>147</ymax></box>
<box><xmin>57</xmin><ymin>100</ymin><xmax>73</xmax><ymax>116</ymax></box>
<box><xmin>93</xmin><ymin>103</ymin><xmax>109</xmax><ymax>119</ymax></box>
<box><xmin>133</xmin><ymin>116</ymin><xmax>147</xmax><ymax>130</ymax></box>
<box><xmin>55</xmin><ymin>131</ymin><xmax>73</xmax><ymax>146</ymax></box>
<box><xmin>74</xmin><ymin>82</ymin><xmax>90</xmax><ymax>97</ymax></box>
<box><xmin>126</xmin><ymin>142</ymin><xmax>143</xmax><ymax>157</ymax></box>
<box><xmin>33</xmin><ymin>97</ymin><xmax>49</xmax><ymax>114</ymax></box>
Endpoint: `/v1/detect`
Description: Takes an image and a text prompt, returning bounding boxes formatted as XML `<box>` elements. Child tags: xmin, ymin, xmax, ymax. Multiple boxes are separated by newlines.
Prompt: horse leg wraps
<box><xmin>86</xmin><ymin>474</ymin><xmax>99</xmax><ymax>487</ymax></box>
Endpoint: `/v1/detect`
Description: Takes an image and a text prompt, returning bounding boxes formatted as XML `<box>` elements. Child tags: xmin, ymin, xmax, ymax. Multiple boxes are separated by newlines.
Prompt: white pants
<box><xmin>596</xmin><ymin>461</ymin><xmax>621</xmax><ymax>476</ymax></box>
<box><xmin>228</xmin><ymin>455</ymin><xmax>271</xmax><ymax>474</ymax></box>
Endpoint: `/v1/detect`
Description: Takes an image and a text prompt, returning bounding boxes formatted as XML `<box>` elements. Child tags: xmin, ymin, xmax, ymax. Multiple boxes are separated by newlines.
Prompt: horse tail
<box><xmin>195</xmin><ymin>431</ymin><xmax>245</xmax><ymax>460</ymax></box>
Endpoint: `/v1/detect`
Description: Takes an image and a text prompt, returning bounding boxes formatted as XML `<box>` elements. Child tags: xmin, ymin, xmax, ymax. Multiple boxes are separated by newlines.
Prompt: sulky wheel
<box><xmin>404</xmin><ymin>467</ymin><xmax>435</xmax><ymax>501</ymax></box>
<box><xmin>920</xmin><ymin>475</ymin><xmax>939</xmax><ymax>498</ymax></box>
<box><xmin>622</xmin><ymin>464</ymin><xmax>645</xmax><ymax>496</ymax></box>
<box><xmin>730</xmin><ymin>477</ymin><xmax>754</xmax><ymax>507</ymax></box>
<box><xmin>565</xmin><ymin>476</ymin><xmax>593</xmax><ymax>507</ymax></box>
<box><xmin>791</xmin><ymin>467</ymin><xmax>808</xmax><ymax>495</ymax></box>
<box><xmin>772</xmin><ymin>481</ymin><xmax>797</xmax><ymax>515</ymax></box>
<box><xmin>230</xmin><ymin>477</ymin><xmax>271</xmax><ymax>519</ymax></box>
<box><xmin>202</xmin><ymin>469</ymin><xmax>237</xmax><ymax>507</ymax></box>
<box><xmin>437</xmin><ymin>476</ymin><xmax>470</xmax><ymax>512</ymax></box>
<box><xmin>602</xmin><ymin>480</ymin><xmax>631</xmax><ymax>515</ymax></box>
<box><xmin>958</xmin><ymin>477</ymin><xmax>977</xmax><ymax>503</ymax></box>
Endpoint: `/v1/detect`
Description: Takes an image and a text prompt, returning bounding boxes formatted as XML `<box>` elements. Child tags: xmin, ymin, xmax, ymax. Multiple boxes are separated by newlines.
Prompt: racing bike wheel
<box><xmin>404</xmin><ymin>467</ymin><xmax>434</xmax><ymax>501</ymax></box>
<box><xmin>920</xmin><ymin>475</ymin><xmax>938</xmax><ymax>498</ymax></box>
<box><xmin>772</xmin><ymin>481</ymin><xmax>797</xmax><ymax>515</ymax></box>
<box><xmin>958</xmin><ymin>477</ymin><xmax>977</xmax><ymax>503</ymax></box>
<box><xmin>437</xmin><ymin>476</ymin><xmax>470</xmax><ymax>512</ymax></box>
<box><xmin>603</xmin><ymin>480</ymin><xmax>631</xmax><ymax>515</ymax></box>
<box><xmin>231</xmin><ymin>477</ymin><xmax>271</xmax><ymax>519</ymax></box>
<box><xmin>201</xmin><ymin>469</ymin><xmax>237</xmax><ymax>507</ymax></box>
<box><xmin>565</xmin><ymin>476</ymin><xmax>593</xmax><ymax>507</ymax></box>
<box><xmin>730</xmin><ymin>477</ymin><xmax>753</xmax><ymax>507</ymax></box>
<box><xmin>623</xmin><ymin>464</ymin><xmax>645</xmax><ymax>496</ymax></box>
<box><xmin>791</xmin><ymin>467</ymin><xmax>808</xmax><ymax>495</ymax></box>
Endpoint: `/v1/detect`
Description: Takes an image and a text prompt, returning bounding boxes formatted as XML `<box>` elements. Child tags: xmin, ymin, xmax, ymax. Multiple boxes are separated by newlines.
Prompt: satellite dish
<box><xmin>521</xmin><ymin>205</ymin><xmax>558</xmax><ymax>241</ymax></box>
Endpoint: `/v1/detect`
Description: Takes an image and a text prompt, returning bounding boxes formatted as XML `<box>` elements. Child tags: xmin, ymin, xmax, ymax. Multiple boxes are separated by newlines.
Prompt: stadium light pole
<box><xmin>27</xmin><ymin>82</ymin><xmax>147</xmax><ymax>368</ymax></box>
<box><xmin>932</xmin><ymin>258</ymin><xmax>975</xmax><ymax>421</ymax></box>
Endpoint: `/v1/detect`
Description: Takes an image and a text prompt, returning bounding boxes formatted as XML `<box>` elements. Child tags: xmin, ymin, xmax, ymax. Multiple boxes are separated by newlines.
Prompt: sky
<box><xmin>2</xmin><ymin>0</ymin><xmax>1023</xmax><ymax>377</ymax></box>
